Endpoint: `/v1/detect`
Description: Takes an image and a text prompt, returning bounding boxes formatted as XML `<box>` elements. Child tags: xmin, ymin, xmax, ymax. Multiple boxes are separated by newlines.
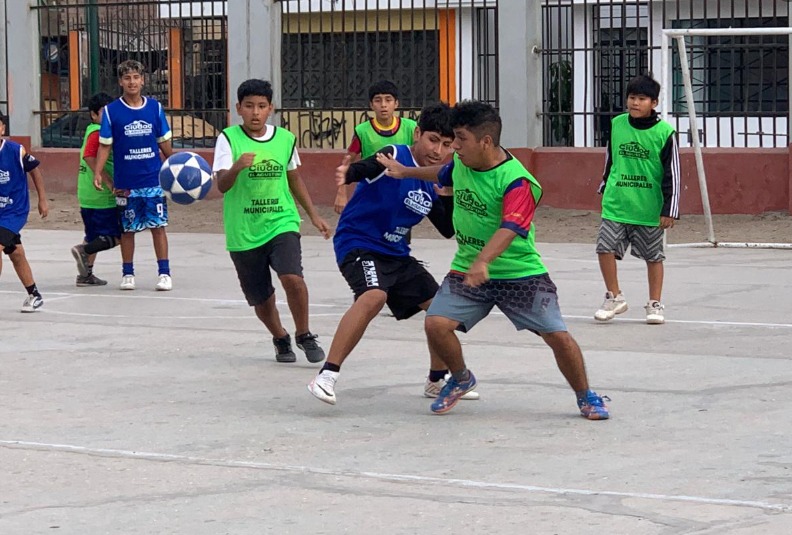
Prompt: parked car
<box><xmin>41</xmin><ymin>111</ymin><xmax>220</xmax><ymax>148</ymax></box>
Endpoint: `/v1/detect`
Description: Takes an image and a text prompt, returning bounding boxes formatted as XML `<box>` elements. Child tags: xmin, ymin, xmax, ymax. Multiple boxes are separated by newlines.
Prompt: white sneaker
<box><xmin>120</xmin><ymin>275</ymin><xmax>136</xmax><ymax>290</ymax></box>
<box><xmin>645</xmin><ymin>300</ymin><xmax>665</xmax><ymax>324</ymax></box>
<box><xmin>155</xmin><ymin>274</ymin><xmax>172</xmax><ymax>291</ymax></box>
<box><xmin>594</xmin><ymin>291</ymin><xmax>628</xmax><ymax>321</ymax></box>
<box><xmin>424</xmin><ymin>375</ymin><xmax>480</xmax><ymax>400</ymax></box>
<box><xmin>308</xmin><ymin>371</ymin><xmax>339</xmax><ymax>405</ymax></box>
<box><xmin>20</xmin><ymin>294</ymin><xmax>43</xmax><ymax>313</ymax></box>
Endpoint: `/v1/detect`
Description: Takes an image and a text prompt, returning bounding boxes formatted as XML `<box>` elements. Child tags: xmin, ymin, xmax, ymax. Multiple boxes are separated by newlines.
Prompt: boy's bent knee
<box><xmin>425</xmin><ymin>315</ymin><xmax>458</xmax><ymax>335</ymax></box>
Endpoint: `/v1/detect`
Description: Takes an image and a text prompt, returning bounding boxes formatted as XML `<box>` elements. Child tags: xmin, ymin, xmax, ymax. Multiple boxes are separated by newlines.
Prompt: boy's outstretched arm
<box><xmin>29</xmin><ymin>167</ymin><xmax>48</xmax><ymax>218</ymax></box>
<box><xmin>158</xmin><ymin>139</ymin><xmax>173</xmax><ymax>159</ymax></box>
<box><xmin>426</xmin><ymin>187</ymin><xmax>455</xmax><ymax>239</ymax></box>
<box><xmin>287</xmin><ymin>169</ymin><xmax>331</xmax><ymax>239</ymax></box>
<box><xmin>337</xmin><ymin>146</ymin><xmax>396</xmax><ymax>186</ymax></box>
<box><xmin>93</xmin><ymin>144</ymin><xmax>113</xmax><ymax>190</ymax></box>
<box><xmin>376</xmin><ymin>152</ymin><xmax>443</xmax><ymax>182</ymax></box>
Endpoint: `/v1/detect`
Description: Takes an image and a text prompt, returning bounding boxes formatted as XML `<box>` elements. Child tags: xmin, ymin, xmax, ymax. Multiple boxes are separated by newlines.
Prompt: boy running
<box><xmin>214</xmin><ymin>79</ymin><xmax>331</xmax><ymax>363</ymax></box>
<box><xmin>308</xmin><ymin>102</ymin><xmax>477</xmax><ymax>405</ymax></box>
<box><xmin>595</xmin><ymin>74</ymin><xmax>681</xmax><ymax>325</ymax></box>
<box><xmin>379</xmin><ymin>101</ymin><xmax>609</xmax><ymax>420</ymax></box>
<box><xmin>93</xmin><ymin>60</ymin><xmax>174</xmax><ymax>291</ymax></box>
<box><xmin>71</xmin><ymin>92</ymin><xmax>121</xmax><ymax>286</ymax></box>
<box><xmin>334</xmin><ymin>80</ymin><xmax>417</xmax><ymax>214</ymax></box>
<box><xmin>0</xmin><ymin>113</ymin><xmax>48</xmax><ymax>312</ymax></box>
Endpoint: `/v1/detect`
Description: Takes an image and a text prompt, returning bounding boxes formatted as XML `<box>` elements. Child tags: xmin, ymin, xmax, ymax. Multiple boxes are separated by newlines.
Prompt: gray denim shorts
<box><xmin>426</xmin><ymin>272</ymin><xmax>568</xmax><ymax>335</ymax></box>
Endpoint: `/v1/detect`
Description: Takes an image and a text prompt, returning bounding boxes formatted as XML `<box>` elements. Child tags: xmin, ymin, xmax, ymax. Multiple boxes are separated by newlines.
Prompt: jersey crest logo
<box><xmin>248</xmin><ymin>159</ymin><xmax>284</xmax><ymax>179</ymax></box>
<box><xmin>618</xmin><ymin>141</ymin><xmax>650</xmax><ymax>160</ymax></box>
<box><xmin>404</xmin><ymin>189</ymin><xmax>432</xmax><ymax>215</ymax></box>
<box><xmin>0</xmin><ymin>170</ymin><xmax>10</xmax><ymax>185</ymax></box>
<box><xmin>455</xmin><ymin>188</ymin><xmax>487</xmax><ymax>216</ymax></box>
<box><xmin>124</xmin><ymin>120</ymin><xmax>153</xmax><ymax>137</ymax></box>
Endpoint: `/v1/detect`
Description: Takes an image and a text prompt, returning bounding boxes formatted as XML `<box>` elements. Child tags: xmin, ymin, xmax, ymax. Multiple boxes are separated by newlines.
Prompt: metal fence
<box><xmin>32</xmin><ymin>0</ymin><xmax>227</xmax><ymax>148</ymax></box>
<box><xmin>278</xmin><ymin>0</ymin><xmax>499</xmax><ymax>149</ymax></box>
<box><xmin>542</xmin><ymin>0</ymin><xmax>790</xmax><ymax>148</ymax></box>
<box><xmin>26</xmin><ymin>1</ymin><xmax>788</xmax><ymax>150</ymax></box>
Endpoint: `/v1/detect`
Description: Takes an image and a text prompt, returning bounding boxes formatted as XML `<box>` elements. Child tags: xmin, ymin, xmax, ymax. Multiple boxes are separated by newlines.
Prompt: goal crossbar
<box><xmin>660</xmin><ymin>27</ymin><xmax>792</xmax><ymax>250</ymax></box>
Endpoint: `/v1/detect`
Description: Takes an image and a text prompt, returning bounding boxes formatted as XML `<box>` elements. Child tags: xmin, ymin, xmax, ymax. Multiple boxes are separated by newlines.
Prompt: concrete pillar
<box><xmin>5</xmin><ymin>0</ymin><xmax>40</xmax><ymax>143</ymax></box>
<box><xmin>227</xmin><ymin>0</ymin><xmax>281</xmax><ymax>125</ymax></box>
<box><xmin>0</xmin><ymin>0</ymin><xmax>7</xmax><ymax>117</ymax></box>
<box><xmin>498</xmin><ymin>0</ymin><xmax>543</xmax><ymax>148</ymax></box>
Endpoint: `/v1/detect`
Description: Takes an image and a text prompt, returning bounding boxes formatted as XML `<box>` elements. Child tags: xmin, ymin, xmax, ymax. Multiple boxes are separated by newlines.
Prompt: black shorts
<box><xmin>0</xmin><ymin>226</ymin><xmax>21</xmax><ymax>255</ymax></box>
<box><xmin>229</xmin><ymin>232</ymin><xmax>304</xmax><ymax>306</ymax></box>
<box><xmin>340</xmin><ymin>249</ymin><xmax>439</xmax><ymax>320</ymax></box>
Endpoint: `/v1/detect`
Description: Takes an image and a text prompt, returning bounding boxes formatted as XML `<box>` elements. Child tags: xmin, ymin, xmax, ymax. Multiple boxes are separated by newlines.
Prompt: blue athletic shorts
<box><xmin>427</xmin><ymin>272</ymin><xmax>568</xmax><ymax>335</ymax></box>
<box><xmin>117</xmin><ymin>187</ymin><xmax>168</xmax><ymax>233</ymax></box>
<box><xmin>81</xmin><ymin>207</ymin><xmax>122</xmax><ymax>242</ymax></box>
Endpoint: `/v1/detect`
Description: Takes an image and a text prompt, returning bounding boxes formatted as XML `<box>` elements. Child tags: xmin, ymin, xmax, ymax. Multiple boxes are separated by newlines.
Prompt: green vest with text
<box><xmin>602</xmin><ymin>113</ymin><xmax>675</xmax><ymax>226</ymax></box>
<box><xmin>78</xmin><ymin>123</ymin><xmax>115</xmax><ymax>209</ymax></box>
<box><xmin>221</xmin><ymin>125</ymin><xmax>300</xmax><ymax>251</ymax></box>
<box><xmin>450</xmin><ymin>152</ymin><xmax>547</xmax><ymax>279</ymax></box>
<box><xmin>355</xmin><ymin>117</ymin><xmax>417</xmax><ymax>158</ymax></box>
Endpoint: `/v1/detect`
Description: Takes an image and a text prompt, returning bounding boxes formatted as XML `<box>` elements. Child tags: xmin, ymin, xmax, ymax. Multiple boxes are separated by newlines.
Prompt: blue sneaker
<box><xmin>431</xmin><ymin>371</ymin><xmax>477</xmax><ymax>414</ymax></box>
<box><xmin>577</xmin><ymin>390</ymin><xmax>610</xmax><ymax>420</ymax></box>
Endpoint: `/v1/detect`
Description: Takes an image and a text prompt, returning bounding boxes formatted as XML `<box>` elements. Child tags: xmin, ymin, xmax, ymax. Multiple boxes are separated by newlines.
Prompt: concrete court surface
<box><xmin>1</xmin><ymin>229</ymin><xmax>791</xmax><ymax>535</ymax></box>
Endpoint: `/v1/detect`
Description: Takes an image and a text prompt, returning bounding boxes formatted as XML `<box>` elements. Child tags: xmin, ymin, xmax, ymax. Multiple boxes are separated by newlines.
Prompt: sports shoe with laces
<box><xmin>155</xmin><ymin>274</ymin><xmax>172</xmax><ymax>291</ymax></box>
<box><xmin>120</xmin><ymin>275</ymin><xmax>136</xmax><ymax>290</ymax></box>
<box><xmin>296</xmin><ymin>332</ymin><xmax>325</xmax><ymax>363</ymax></box>
<box><xmin>308</xmin><ymin>370</ymin><xmax>339</xmax><ymax>405</ymax></box>
<box><xmin>273</xmin><ymin>334</ymin><xmax>296</xmax><ymax>363</ymax></box>
<box><xmin>424</xmin><ymin>375</ymin><xmax>480</xmax><ymax>400</ymax></box>
<box><xmin>594</xmin><ymin>291</ymin><xmax>628</xmax><ymax>321</ymax></box>
<box><xmin>71</xmin><ymin>244</ymin><xmax>90</xmax><ymax>278</ymax></box>
<box><xmin>430</xmin><ymin>371</ymin><xmax>478</xmax><ymax>414</ymax></box>
<box><xmin>577</xmin><ymin>390</ymin><xmax>610</xmax><ymax>420</ymax></box>
<box><xmin>76</xmin><ymin>273</ymin><xmax>108</xmax><ymax>287</ymax></box>
<box><xmin>21</xmin><ymin>294</ymin><xmax>43</xmax><ymax>313</ymax></box>
<box><xmin>645</xmin><ymin>300</ymin><xmax>665</xmax><ymax>324</ymax></box>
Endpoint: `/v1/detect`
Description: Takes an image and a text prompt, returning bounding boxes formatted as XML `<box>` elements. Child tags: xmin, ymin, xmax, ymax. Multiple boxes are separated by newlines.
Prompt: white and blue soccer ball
<box><xmin>159</xmin><ymin>152</ymin><xmax>213</xmax><ymax>205</ymax></box>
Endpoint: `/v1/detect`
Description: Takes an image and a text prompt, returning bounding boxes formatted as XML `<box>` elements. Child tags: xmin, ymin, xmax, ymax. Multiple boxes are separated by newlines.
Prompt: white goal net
<box><xmin>661</xmin><ymin>27</ymin><xmax>792</xmax><ymax>249</ymax></box>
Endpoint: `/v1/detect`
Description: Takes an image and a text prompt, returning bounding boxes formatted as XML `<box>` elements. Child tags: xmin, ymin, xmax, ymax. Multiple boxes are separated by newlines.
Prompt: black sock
<box><xmin>451</xmin><ymin>368</ymin><xmax>470</xmax><ymax>382</ymax></box>
<box><xmin>428</xmin><ymin>369</ymin><xmax>448</xmax><ymax>383</ymax></box>
<box><xmin>87</xmin><ymin>264</ymin><xmax>94</xmax><ymax>276</ymax></box>
<box><xmin>321</xmin><ymin>362</ymin><xmax>340</xmax><ymax>373</ymax></box>
<box><xmin>25</xmin><ymin>284</ymin><xmax>41</xmax><ymax>297</ymax></box>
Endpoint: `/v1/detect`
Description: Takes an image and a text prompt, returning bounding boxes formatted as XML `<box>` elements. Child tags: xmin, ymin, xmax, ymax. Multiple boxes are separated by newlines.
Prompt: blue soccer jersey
<box><xmin>333</xmin><ymin>144</ymin><xmax>440</xmax><ymax>264</ymax></box>
<box><xmin>99</xmin><ymin>97</ymin><xmax>172</xmax><ymax>190</ymax></box>
<box><xmin>0</xmin><ymin>140</ymin><xmax>40</xmax><ymax>233</ymax></box>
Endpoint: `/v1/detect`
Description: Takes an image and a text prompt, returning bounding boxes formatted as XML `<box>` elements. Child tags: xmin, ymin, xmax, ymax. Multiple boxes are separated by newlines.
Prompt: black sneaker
<box><xmin>273</xmin><ymin>334</ymin><xmax>296</xmax><ymax>363</ymax></box>
<box><xmin>296</xmin><ymin>332</ymin><xmax>325</xmax><ymax>363</ymax></box>
<box><xmin>71</xmin><ymin>245</ymin><xmax>90</xmax><ymax>278</ymax></box>
<box><xmin>76</xmin><ymin>273</ymin><xmax>108</xmax><ymax>287</ymax></box>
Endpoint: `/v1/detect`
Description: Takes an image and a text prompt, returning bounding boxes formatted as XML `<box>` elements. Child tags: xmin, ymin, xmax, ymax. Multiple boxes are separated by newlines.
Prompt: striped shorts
<box><xmin>596</xmin><ymin>218</ymin><xmax>665</xmax><ymax>262</ymax></box>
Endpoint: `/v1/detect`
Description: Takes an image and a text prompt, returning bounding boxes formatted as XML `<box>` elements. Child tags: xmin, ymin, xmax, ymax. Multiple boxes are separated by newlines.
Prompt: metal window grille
<box><xmin>32</xmin><ymin>0</ymin><xmax>228</xmax><ymax>148</ymax></box>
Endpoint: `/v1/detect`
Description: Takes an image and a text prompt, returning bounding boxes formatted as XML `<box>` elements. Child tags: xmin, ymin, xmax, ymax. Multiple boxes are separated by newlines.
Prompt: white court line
<box><xmin>5</xmin><ymin>290</ymin><xmax>790</xmax><ymax>328</ymax></box>
<box><xmin>41</xmin><ymin>309</ymin><xmax>345</xmax><ymax>320</ymax></box>
<box><xmin>1</xmin><ymin>440</ymin><xmax>789</xmax><ymax>513</ymax></box>
<box><xmin>561</xmin><ymin>314</ymin><xmax>792</xmax><ymax>329</ymax></box>
<box><xmin>0</xmin><ymin>290</ymin><xmax>337</xmax><ymax>307</ymax></box>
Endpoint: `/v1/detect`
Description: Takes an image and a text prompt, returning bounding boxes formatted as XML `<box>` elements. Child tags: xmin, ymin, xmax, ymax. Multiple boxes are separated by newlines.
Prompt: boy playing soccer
<box><xmin>594</xmin><ymin>74</ymin><xmax>680</xmax><ymax>325</ymax></box>
<box><xmin>308</xmin><ymin>102</ymin><xmax>477</xmax><ymax>405</ymax></box>
<box><xmin>71</xmin><ymin>92</ymin><xmax>121</xmax><ymax>286</ymax></box>
<box><xmin>334</xmin><ymin>80</ymin><xmax>417</xmax><ymax>214</ymax></box>
<box><xmin>0</xmin><ymin>113</ymin><xmax>48</xmax><ymax>312</ymax></box>
<box><xmin>214</xmin><ymin>79</ymin><xmax>331</xmax><ymax>363</ymax></box>
<box><xmin>379</xmin><ymin>101</ymin><xmax>609</xmax><ymax>419</ymax></box>
<box><xmin>92</xmin><ymin>60</ymin><xmax>174</xmax><ymax>291</ymax></box>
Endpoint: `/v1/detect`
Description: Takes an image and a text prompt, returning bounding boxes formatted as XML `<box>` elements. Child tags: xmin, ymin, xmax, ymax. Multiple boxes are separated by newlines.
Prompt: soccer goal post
<box><xmin>661</xmin><ymin>27</ymin><xmax>792</xmax><ymax>249</ymax></box>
